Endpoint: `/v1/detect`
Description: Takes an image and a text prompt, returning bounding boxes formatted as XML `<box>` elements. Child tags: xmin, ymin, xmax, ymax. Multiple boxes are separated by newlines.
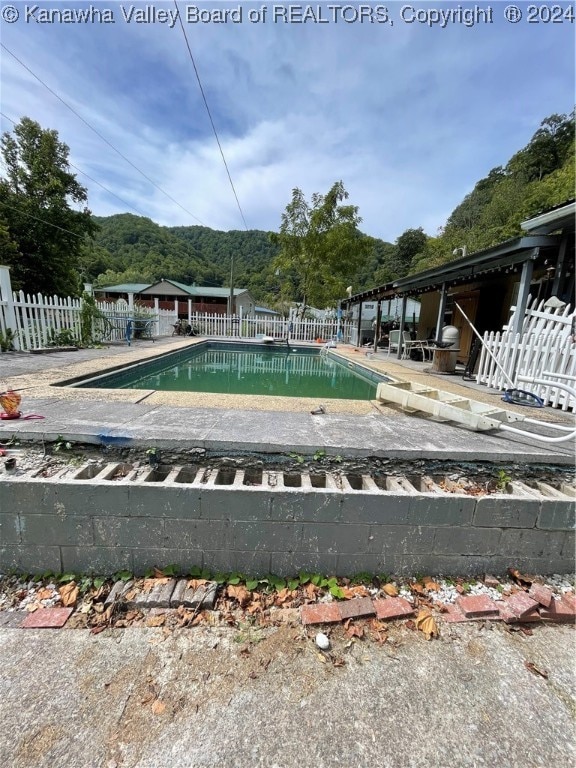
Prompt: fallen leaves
<box><xmin>227</xmin><ymin>584</ymin><xmax>251</xmax><ymax>607</ymax></box>
<box><xmin>383</xmin><ymin>583</ymin><xmax>399</xmax><ymax>597</ymax></box>
<box><xmin>145</xmin><ymin>614</ymin><xmax>166</xmax><ymax>627</ymax></box>
<box><xmin>59</xmin><ymin>582</ymin><xmax>79</xmax><ymax>608</ymax></box>
<box><xmin>344</xmin><ymin>619</ymin><xmax>364</xmax><ymax>639</ymax></box>
<box><xmin>415</xmin><ymin>608</ymin><xmax>439</xmax><ymax>640</ymax></box>
<box><xmin>508</xmin><ymin>568</ymin><xmax>533</xmax><ymax>588</ymax></box>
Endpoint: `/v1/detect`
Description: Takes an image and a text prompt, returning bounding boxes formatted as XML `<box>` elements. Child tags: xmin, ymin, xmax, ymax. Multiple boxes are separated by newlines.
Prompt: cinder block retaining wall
<box><xmin>0</xmin><ymin>465</ymin><xmax>574</xmax><ymax>576</ymax></box>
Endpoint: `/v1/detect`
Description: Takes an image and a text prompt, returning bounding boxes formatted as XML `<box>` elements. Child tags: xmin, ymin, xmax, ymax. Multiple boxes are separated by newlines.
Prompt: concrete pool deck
<box><xmin>0</xmin><ymin>336</ymin><xmax>574</xmax><ymax>463</ymax></box>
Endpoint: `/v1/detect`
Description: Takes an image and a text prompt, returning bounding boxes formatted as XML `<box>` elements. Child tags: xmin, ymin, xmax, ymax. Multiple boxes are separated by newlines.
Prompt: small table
<box><xmin>427</xmin><ymin>347</ymin><xmax>460</xmax><ymax>374</ymax></box>
<box><xmin>106</xmin><ymin>317</ymin><xmax>155</xmax><ymax>346</ymax></box>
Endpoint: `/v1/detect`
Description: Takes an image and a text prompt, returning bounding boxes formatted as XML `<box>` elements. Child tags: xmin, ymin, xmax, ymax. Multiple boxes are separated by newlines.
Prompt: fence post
<box><xmin>154</xmin><ymin>298</ymin><xmax>160</xmax><ymax>337</ymax></box>
<box><xmin>0</xmin><ymin>265</ymin><xmax>20</xmax><ymax>350</ymax></box>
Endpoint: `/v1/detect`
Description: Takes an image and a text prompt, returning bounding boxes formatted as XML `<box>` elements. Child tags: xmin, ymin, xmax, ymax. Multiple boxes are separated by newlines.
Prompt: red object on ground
<box><xmin>373</xmin><ymin>597</ymin><xmax>415</xmax><ymax>621</ymax></box>
<box><xmin>21</xmin><ymin>607</ymin><xmax>74</xmax><ymax>629</ymax></box>
<box><xmin>301</xmin><ymin>603</ymin><xmax>342</xmax><ymax>625</ymax></box>
<box><xmin>528</xmin><ymin>583</ymin><xmax>554</xmax><ymax>608</ymax></box>
<box><xmin>505</xmin><ymin>592</ymin><xmax>540</xmax><ymax>619</ymax></box>
<box><xmin>455</xmin><ymin>594</ymin><xmax>500</xmax><ymax>618</ymax></box>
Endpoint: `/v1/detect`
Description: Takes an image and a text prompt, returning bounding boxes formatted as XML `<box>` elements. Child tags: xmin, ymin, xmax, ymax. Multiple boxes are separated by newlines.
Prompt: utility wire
<box><xmin>1</xmin><ymin>44</ymin><xmax>207</xmax><ymax>226</ymax></box>
<box><xmin>0</xmin><ymin>200</ymin><xmax>88</xmax><ymax>240</ymax></box>
<box><xmin>0</xmin><ymin>111</ymin><xmax>150</xmax><ymax>219</ymax></box>
<box><xmin>173</xmin><ymin>0</ymin><xmax>248</xmax><ymax>231</ymax></box>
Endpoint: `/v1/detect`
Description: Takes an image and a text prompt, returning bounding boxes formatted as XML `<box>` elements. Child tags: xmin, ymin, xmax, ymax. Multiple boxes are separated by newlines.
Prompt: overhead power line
<box><xmin>1</xmin><ymin>44</ymin><xmax>206</xmax><ymax>226</ymax></box>
<box><xmin>173</xmin><ymin>0</ymin><xmax>248</xmax><ymax>232</ymax></box>
<box><xmin>0</xmin><ymin>200</ymin><xmax>87</xmax><ymax>240</ymax></box>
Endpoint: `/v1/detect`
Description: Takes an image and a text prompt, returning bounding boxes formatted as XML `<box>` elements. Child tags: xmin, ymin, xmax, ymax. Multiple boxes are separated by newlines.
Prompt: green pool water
<box><xmin>78</xmin><ymin>343</ymin><xmax>384</xmax><ymax>400</ymax></box>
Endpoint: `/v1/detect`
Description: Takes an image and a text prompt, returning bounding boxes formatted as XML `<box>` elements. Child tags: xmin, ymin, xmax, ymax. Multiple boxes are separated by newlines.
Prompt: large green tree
<box><xmin>0</xmin><ymin>117</ymin><xmax>97</xmax><ymax>295</ymax></box>
<box><xmin>270</xmin><ymin>181</ymin><xmax>371</xmax><ymax>314</ymax></box>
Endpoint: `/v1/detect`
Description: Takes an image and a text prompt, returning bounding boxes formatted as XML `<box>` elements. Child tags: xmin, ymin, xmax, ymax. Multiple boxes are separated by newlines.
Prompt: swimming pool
<box><xmin>70</xmin><ymin>342</ymin><xmax>388</xmax><ymax>400</ymax></box>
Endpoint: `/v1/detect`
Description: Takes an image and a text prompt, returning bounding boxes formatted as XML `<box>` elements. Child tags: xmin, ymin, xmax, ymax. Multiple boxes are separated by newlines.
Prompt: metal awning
<box><xmin>341</xmin><ymin>234</ymin><xmax>559</xmax><ymax>306</ymax></box>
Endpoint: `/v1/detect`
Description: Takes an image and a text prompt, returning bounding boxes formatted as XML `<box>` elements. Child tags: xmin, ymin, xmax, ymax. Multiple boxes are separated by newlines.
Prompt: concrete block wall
<box><xmin>0</xmin><ymin>465</ymin><xmax>574</xmax><ymax>577</ymax></box>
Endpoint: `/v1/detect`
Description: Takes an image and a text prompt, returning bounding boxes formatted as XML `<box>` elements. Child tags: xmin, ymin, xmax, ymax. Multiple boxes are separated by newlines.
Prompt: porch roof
<box><xmin>341</xmin><ymin>234</ymin><xmax>558</xmax><ymax>307</ymax></box>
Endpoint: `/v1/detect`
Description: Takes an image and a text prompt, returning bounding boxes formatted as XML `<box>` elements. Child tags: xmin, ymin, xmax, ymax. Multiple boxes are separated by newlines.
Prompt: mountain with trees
<box><xmin>0</xmin><ymin>110</ymin><xmax>573</xmax><ymax>304</ymax></box>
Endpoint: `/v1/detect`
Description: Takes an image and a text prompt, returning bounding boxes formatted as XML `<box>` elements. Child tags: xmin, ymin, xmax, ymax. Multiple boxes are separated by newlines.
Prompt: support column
<box><xmin>551</xmin><ymin>234</ymin><xmax>568</xmax><ymax>297</ymax></box>
<box><xmin>373</xmin><ymin>300</ymin><xmax>382</xmax><ymax>352</ymax></box>
<box><xmin>513</xmin><ymin>252</ymin><xmax>536</xmax><ymax>335</ymax></box>
<box><xmin>435</xmin><ymin>283</ymin><xmax>448</xmax><ymax>340</ymax></box>
<box><xmin>127</xmin><ymin>292</ymin><xmax>134</xmax><ymax>312</ymax></box>
<box><xmin>0</xmin><ymin>265</ymin><xmax>19</xmax><ymax>350</ymax></box>
<box><xmin>356</xmin><ymin>301</ymin><xmax>363</xmax><ymax>347</ymax></box>
<box><xmin>154</xmin><ymin>298</ymin><xmax>160</xmax><ymax>337</ymax></box>
<box><xmin>396</xmin><ymin>295</ymin><xmax>408</xmax><ymax>360</ymax></box>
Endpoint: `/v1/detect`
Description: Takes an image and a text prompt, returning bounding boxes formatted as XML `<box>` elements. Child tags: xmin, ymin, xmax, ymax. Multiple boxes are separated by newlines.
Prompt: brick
<box><xmin>505</xmin><ymin>592</ymin><xmax>540</xmax><ymax>619</ymax></box>
<box><xmin>134</xmin><ymin>579</ymin><xmax>176</xmax><ymax>609</ymax></box>
<box><xmin>528</xmin><ymin>583</ymin><xmax>554</xmax><ymax>608</ymax></box>
<box><xmin>21</xmin><ymin>607</ymin><xmax>73</xmax><ymax>629</ymax></box>
<box><xmin>498</xmin><ymin>604</ymin><xmax>541</xmax><ymax>624</ymax></box>
<box><xmin>540</xmin><ymin>598</ymin><xmax>576</xmax><ymax>623</ymax></box>
<box><xmin>440</xmin><ymin>604</ymin><xmax>469</xmax><ymax>623</ymax></box>
<box><xmin>301</xmin><ymin>603</ymin><xmax>341</xmax><ymax>625</ymax></box>
<box><xmin>373</xmin><ymin>597</ymin><xmax>415</xmax><ymax>621</ymax></box>
<box><xmin>455</xmin><ymin>594</ymin><xmax>499</xmax><ymax>618</ymax></box>
<box><xmin>484</xmin><ymin>574</ymin><xmax>501</xmax><ymax>589</ymax></box>
<box><xmin>338</xmin><ymin>597</ymin><xmax>375</xmax><ymax>620</ymax></box>
<box><xmin>560</xmin><ymin>593</ymin><xmax>576</xmax><ymax>612</ymax></box>
<box><xmin>170</xmin><ymin>579</ymin><xmax>218</xmax><ymax>609</ymax></box>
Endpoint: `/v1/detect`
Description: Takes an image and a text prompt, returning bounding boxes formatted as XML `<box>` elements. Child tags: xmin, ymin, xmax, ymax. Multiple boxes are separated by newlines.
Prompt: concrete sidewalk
<box><xmin>0</xmin><ymin>621</ymin><xmax>574</xmax><ymax>768</ymax></box>
<box><xmin>1</xmin><ymin>338</ymin><xmax>574</xmax><ymax>463</ymax></box>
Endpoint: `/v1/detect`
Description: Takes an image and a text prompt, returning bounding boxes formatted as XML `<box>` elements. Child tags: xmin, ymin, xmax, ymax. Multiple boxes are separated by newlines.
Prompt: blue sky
<box><xmin>1</xmin><ymin>1</ymin><xmax>574</xmax><ymax>241</ymax></box>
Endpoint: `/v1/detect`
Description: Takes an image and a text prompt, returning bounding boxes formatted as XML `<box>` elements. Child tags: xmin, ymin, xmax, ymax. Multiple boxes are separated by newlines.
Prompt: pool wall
<box><xmin>0</xmin><ymin>465</ymin><xmax>573</xmax><ymax>576</ymax></box>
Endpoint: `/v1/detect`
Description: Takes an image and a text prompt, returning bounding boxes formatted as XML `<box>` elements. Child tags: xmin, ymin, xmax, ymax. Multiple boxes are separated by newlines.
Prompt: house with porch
<box><xmin>342</xmin><ymin>200</ymin><xmax>574</xmax><ymax>365</ymax></box>
<box><xmin>94</xmin><ymin>280</ymin><xmax>273</xmax><ymax>319</ymax></box>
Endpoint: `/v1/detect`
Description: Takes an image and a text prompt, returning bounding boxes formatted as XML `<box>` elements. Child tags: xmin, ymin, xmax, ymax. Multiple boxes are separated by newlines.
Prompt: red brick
<box><xmin>338</xmin><ymin>597</ymin><xmax>375</xmax><ymax>621</ymax></box>
<box><xmin>505</xmin><ymin>592</ymin><xmax>540</xmax><ymax>619</ymax></box>
<box><xmin>21</xmin><ymin>607</ymin><xmax>73</xmax><ymax>629</ymax></box>
<box><xmin>528</xmin><ymin>583</ymin><xmax>554</xmax><ymax>608</ymax></box>
<box><xmin>484</xmin><ymin>574</ymin><xmax>501</xmax><ymax>589</ymax></box>
<box><xmin>301</xmin><ymin>603</ymin><xmax>341</xmax><ymax>625</ymax></box>
<box><xmin>441</xmin><ymin>603</ymin><xmax>502</xmax><ymax>623</ymax></box>
<box><xmin>540</xmin><ymin>599</ymin><xmax>576</xmax><ymax>623</ymax></box>
<box><xmin>498</xmin><ymin>604</ymin><xmax>542</xmax><ymax>624</ymax></box>
<box><xmin>455</xmin><ymin>594</ymin><xmax>499</xmax><ymax>618</ymax></box>
<box><xmin>373</xmin><ymin>597</ymin><xmax>414</xmax><ymax>621</ymax></box>
<box><xmin>560</xmin><ymin>593</ymin><xmax>576</xmax><ymax>613</ymax></box>
<box><xmin>440</xmin><ymin>604</ymin><xmax>469</xmax><ymax>623</ymax></box>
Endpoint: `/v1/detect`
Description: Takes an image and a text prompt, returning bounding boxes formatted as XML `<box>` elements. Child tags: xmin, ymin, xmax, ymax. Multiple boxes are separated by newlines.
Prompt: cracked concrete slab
<box><xmin>0</xmin><ymin>623</ymin><xmax>574</xmax><ymax>768</ymax></box>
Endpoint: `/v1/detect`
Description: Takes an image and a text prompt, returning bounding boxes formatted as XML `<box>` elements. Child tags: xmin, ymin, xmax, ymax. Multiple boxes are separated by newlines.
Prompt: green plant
<box><xmin>313</xmin><ymin>449</ymin><xmax>326</xmax><ymax>461</ymax></box>
<box><xmin>495</xmin><ymin>469</ymin><xmax>512</xmax><ymax>492</ymax></box>
<box><xmin>0</xmin><ymin>328</ymin><xmax>17</xmax><ymax>352</ymax></box>
<box><xmin>47</xmin><ymin>327</ymin><xmax>78</xmax><ymax>347</ymax></box>
<box><xmin>113</xmin><ymin>570</ymin><xmax>133</xmax><ymax>582</ymax></box>
<box><xmin>288</xmin><ymin>452</ymin><xmax>305</xmax><ymax>464</ymax></box>
<box><xmin>53</xmin><ymin>435</ymin><xmax>73</xmax><ymax>452</ymax></box>
<box><xmin>80</xmin><ymin>292</ymin><xmax>107</xmax><ymax>345</ymax></box>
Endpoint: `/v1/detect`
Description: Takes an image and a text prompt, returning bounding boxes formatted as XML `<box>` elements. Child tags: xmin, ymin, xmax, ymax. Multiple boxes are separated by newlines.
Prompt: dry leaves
<box><xmin>227</xmin><ymin>584</ymin><xmax>251</xmax><ymax>607</ymax></box>
<box><xmin>304</xmin><ymin>582</ymin><xmax>319</xmax><ymax>601</ymax></box>
<box><xmin>383</xmin><ymin>583</ymin><xmax>399</xmax><ymax>597</ymax></box>
<box><xmin>344</xmin><ymin>619</ymin><xmax>364</xmax><ymax>639</ymax></box>
<box><xmin>59</xmin><ymin>582</ymin><xmax>79</xmax><ymax>608</ymax></box>
<box><xmin>37</xmin><ymin>587</ymin><xmax>53</xmax><ymax>600</ymax></box>
<box><xmin>415</xmin><ymin>608</ymin><xmax>439</xmax><ymax>640</ymax></box>
<box><xmin>145</xmin><ymin>614</ymin><xmax>166</xmax><ymax>627</ymax></box>
<box><xmin>423</xmin><ymin>578</ymin><xmax>440</xmax><ymax>592</ymax></box>
<box><xmin>508</xmin><ymin>568</ymin><xmax>533</xmax><ymax>588</ymax></box>
<box><xmin>187</xmin><ymin>578</ymin><xmax>208</xmax><ymax>591</ymax></box>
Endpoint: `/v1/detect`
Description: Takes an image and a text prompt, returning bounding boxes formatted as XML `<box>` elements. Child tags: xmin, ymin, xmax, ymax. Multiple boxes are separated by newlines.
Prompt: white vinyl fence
<box><xmin>0</xmin><ymin>267</ymin><xmax>352</xmax><ymax>351</ymax></box>
<box><xmin>476</xmin><ymin>296</ymin><xmax>576</xmax><ymax>411</ymax></box>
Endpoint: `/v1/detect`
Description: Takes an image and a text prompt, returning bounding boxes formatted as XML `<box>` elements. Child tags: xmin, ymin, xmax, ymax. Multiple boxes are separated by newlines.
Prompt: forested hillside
<box><xmin>80</xmin><ymin>109</ymin><xmax>575</xmax><ymax>307</ymax></box>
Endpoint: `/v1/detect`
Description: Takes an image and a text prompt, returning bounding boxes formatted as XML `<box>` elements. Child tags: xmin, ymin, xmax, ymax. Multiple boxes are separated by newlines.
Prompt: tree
<box><xmin>0</xmin><ymin>117</ymin><xmax>97</xmax><ymax>295</ymax></box>
<box><xmin>395</xmin><ymin>227</ymin><xmax>428</xmax><ymax>275</ymax></box>
<box><xmin>270</xmin><ymin>181</ymin><xmax>371</xmax><ymax>314</ymax></box>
